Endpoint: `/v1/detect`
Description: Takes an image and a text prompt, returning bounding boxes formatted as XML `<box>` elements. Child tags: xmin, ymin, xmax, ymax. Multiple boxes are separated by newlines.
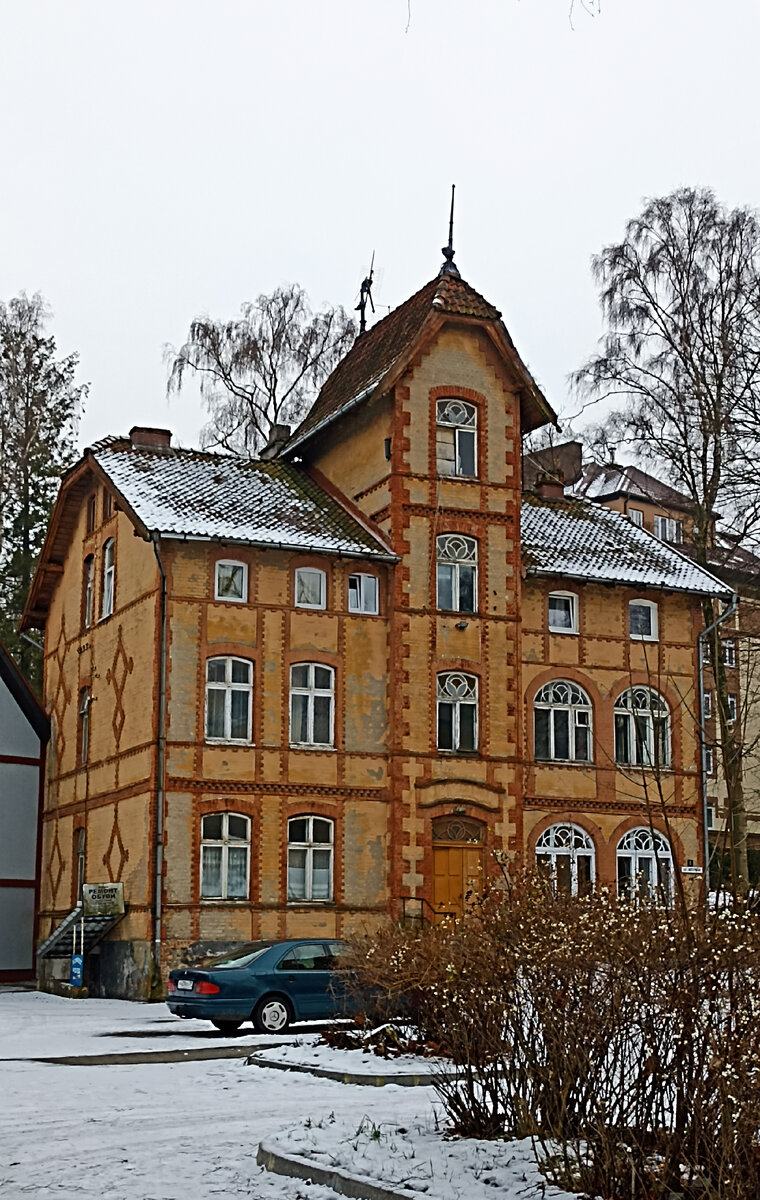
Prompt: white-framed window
<box><xmin>348</xmin><ymin>573</ymin><xmax>379</xmax><ymax>615</ymax></box>
<box><xmin>653</xmin><ymin>515</ymin><xmax>683</xmax><ymax>544</ymax></box>
<box><xmin>436</xmin><ymin>534</ymin><xmax>477</xmax><ymax>613</ymax></box>
<box><xmin>200</xmin><ymin>812</ymin><xmax>250</xmax><ymax>900</ymax></box>
<box><xmin>101</xmin><ymin>538</ymin><xmax>115</xmax><ymax>619</ymax></box>
<box><xmin>614</xmin><ymin>687</ymin><xmax>670</xmax><ymax>768</ymax></box>
<box><xmin>436</xmin><ymin>399</ymin><xmax>477</xmax><ymax>477</ymax></box>
<box><xmin>727</xmin><ymin>693</ymin><xmax>738</xmax><ymax>724</ymax></box>
<box><xmin>723</xmin><ymin>640</ymin><xmax>736</xmax><ymax>668</ymax></box>
<box><xmin>629</xmin><ymin>508</ymin><xmax>644</xmax><ymax>527</ymax></box>
<box><xmin>548</xmin><ymin>591</ymin><xmax>578</xmax><ymax>634</ymax></box>
<box><xmin>78</xmin><ymin>688</ymin><xmax>91</xmax><ymax>766</ymax></box>
<box><xmin>287</xmin><ymin>815</ymin><xmax>334</xmax><ymax>902</ymax></box>
<box><xmin>83</xmin><ymin>555</ymin><xmax>95</xmax><ymax>630</ymax></box>
<box><xmin>536</xmin><ymin>823</ymin><xmax>595</xmax><ymax>896</ymax></box>
<box><xmin>703</xmin><ymin>691</ymin><xmax>712</xmax><ymax>720</ymax></box>
<box><xmin>705</xmin><ymin>747</ymin><xmax>715</xmax><ymax>776</ymax></box>
<box><xmin>295</xmin><ymin>567</ymin><xmax>326</xmax><ymax>610</ymax></box>
<box><xmin>706</xmin><ymin>804</ymin><xmax>714</xmax><ymax>829</ymax></box>
<box><xmin>290</xmin><ymin>663</ymin><xmax>334</xmax><ymax>747</ymax></box>
<box><xmin>205</xmin><ymin>656</ymin><xmax>253</xmax><ymax>743</ymax></box>
<box><xmin>617</xmin><ymin>827</ymin><xmax>673</xmax><ymax>903</ymax></box>
<box><xmin>534</xmin><ymin>680</ymin><xmax>592</xmax><ymax>763</ymax></box>
<box><xmin>437</xmin><ymin>672</ymin><xmax>478</xmax><ymax>752</ymax></box>
<box><xmin>701</xmin><ymin>641</ymin><xmax>712</xmax><ymax>665</ymax></box>
<box><xmin>215</xmin><ymin>560</ymin><xmax>248</xmax><ymax>603</ymax></box>
<box><xmin>629</xmin><ymin>599</ymin><xmax>658</xmax><ymax>641</ymax></box>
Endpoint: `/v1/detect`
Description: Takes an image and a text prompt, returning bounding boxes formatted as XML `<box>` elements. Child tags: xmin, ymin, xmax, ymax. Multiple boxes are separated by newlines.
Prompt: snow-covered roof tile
<box><xmin>93</xmin><ymin>444</ymin><xmax>394</xmax><ymax>559</ymax></box>
<box><xmin>521</xmin><ymin>495</ymin><xmax>731</xmax><ymax>597</ymax></box>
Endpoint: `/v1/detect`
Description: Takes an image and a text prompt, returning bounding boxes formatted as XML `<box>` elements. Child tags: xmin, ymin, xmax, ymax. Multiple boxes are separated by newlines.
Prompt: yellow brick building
<box><xmin>24</xmin><ymin>263</ymin><xmax>729</xmax><ymax>998</ymax></box>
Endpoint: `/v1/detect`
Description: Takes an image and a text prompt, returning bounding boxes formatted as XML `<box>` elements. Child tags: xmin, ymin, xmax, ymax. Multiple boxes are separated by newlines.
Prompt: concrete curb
<box><xmin>257</xmin><ymin>1140</ymin><xmax>426</xmax><ymax>1200</ymax></box>
<box><xmin>7</xmin><ymin>1039</ymin><xmax>290</xmax><ymax>1067</ymax></box>
<box><xmin>247</xmin><ymin>1052</ymin><xmax>443</xmax><ymax>1087</ymax></box>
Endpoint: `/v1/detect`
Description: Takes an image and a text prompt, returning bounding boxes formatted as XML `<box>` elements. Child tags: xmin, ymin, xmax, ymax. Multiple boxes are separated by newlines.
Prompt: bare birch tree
<box><xmin>165</xmin><ymin>284</ymin><xmax>355</xmax><ymax>457</ymax></box>
<box><xmin>574</xmin><ymin>186</ymin><xmax>760</xmax><ymax>896</ymax></box>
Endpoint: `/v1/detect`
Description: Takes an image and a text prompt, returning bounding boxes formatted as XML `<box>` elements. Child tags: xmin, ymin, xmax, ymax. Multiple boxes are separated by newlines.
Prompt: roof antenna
<box><xmin>439</xmin><ymin>184</ymin><xmax>459</xmax><ymax>277</ymax></box>
<box><xmin>355</xmin><ymin>251</ymin><xmax>376</xmax><ymax>335</ymax></box>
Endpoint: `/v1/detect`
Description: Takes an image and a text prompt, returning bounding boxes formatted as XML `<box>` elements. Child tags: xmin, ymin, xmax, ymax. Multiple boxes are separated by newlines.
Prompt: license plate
<box><xmin>176</xmin><ymin>979</ymin><xmax>194</xmax><ymax>991</ymax></box>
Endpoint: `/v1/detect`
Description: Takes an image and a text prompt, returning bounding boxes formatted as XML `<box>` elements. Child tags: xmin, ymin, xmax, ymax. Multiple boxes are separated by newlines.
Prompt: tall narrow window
<box><xmin>703</xmin><ymin>691</ymin><xmax>712</xmax><ymax>720</ymax></box>
<box><xmin>536</xmin><ymin>824</ymin><xmax>595</xmax><ymax>896</ymax></box>
<box><xmin>436</xmin><ymin>399</ymin><xmax>477</xmax><ymax>477</ymax></box>
<box><xmin>534</xmin><ymin>680</ymin><xmax>592</xmax><ymax>763</ymax></box>
<box><xmin>348</xmin><ymin>573</ymin><xmax>379</xmax><ymax>615</ymax></box>
<box><xmin>82</xmin><ymin>555</ymin><xmax>95</xmax><ymax>629</ymax></box>
<box><xmin>287</xmin><ymin>816</ymin><xmax>334</xmax><ymax>901</ymax></box>
<box><xmin>723</xmin><ymin>640</ymin><xmax>736</xmax><ymax>668</ymax></box>
<box><xmin>101</xmin><ymin>539</ymin><xmax>115</xmax><ymax>618</ymax></box>
<box><xmin>548</xmin><ymin>591</ymin><xmax>578</xmax><ymax>634</ymax></box>
<box><xmin>629</xmin><ymin>508</ymin><xmax>644</xmax><ymax>527</ymax></box>
<box><xmin>86</xmin><ymin>494</ymin><xmax>97</xmax><ymax>533</ymax></box>
<box><xmin>629</xmin><ymin>599</ymin><xmax>658</xmax><ymax>641</ymax></box>
<box><xmin>103</xmin><ymin>490</ymin><xmax>113</xmax><ymax>520</ymax></box>
<box><xmin>75</xmin><ymin>828</ymin><xmax>86</xmax><ymax>901</ymax></box>
<box><xmin>78</xmin><ymin>688</ymin><xmax>91</xmax><ymax>765</ymax></box>
<box><xmin>437</xmin><ymin>672</ymin><xmax>478</xmax><ymax>752</ymax></box>
<box><xmin>215</xmin><ymin>560</ymin><xmax>248</xmax><ymax>602</ymax></box>
<box><xmin>290</xmin><ymin>663</ymin><xmax>334</xmax><ymax>747</ymax></box>
<box><xmin>436</xmin><ymin>535</ymin><xmax>477</xmax><ymax>613</ymax></box>
<box><xmin>614</xmin><ymin>687</ymin><xmax>670</xmax><ymax>768</ymax></box>
<box><xmin>705</xmin><ymin>747</ymin><xmax>715</xmax><ymax>776</ymax></box>
<box><xmin>727</xmin><ymin>694</ymin><xmax>738</xmax><ymax>724</ymax></box>
<box><xmin>205</xmin><ymin>657</ymin><xmax>253</xmax><ymax>742</ymax></box>
<box><xmin>200</xmin><ymin>813</ymin><xmax>250</xmax><ymax>899</ymax></box>
<box><xmin>295</xmin><ymin>567</ymin><xmax>326</xmax><ymax>609</ymax></box>
<box><xmin>617</xmin><ymin>827</ymin><xmax>673</xmax><ymax>903</ymax></box>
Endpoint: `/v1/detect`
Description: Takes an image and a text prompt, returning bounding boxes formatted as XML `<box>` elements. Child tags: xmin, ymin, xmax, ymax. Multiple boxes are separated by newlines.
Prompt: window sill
<box><xmin>200</xmin><ymin>898</ymin><xmax>250</xmax><ymax>904</ymax></box>
<box><xmin>535</xmin><ymin>758</ymin><xmax>593</xmax><ymax>767</ymax></box>
<box><xmin>213</xmin><ymin>596</ymin><xmax>247</xmax><ymax>604</ymax></box>
<box><xmin>205</xmin><ymin>738</ymin><xmax>254</xmax><ymax>747</ymax></box>
<box><xmin>294</xmin><ymin>603</ymin><xmax>327</xmax><ymax>611</ymax></box>
<box><xmin>290</xmin><ymin>743</ymin><xmax>336</xmax><ymax>752</ymax></box>
<box><xmin>286</xmin><ymin>900</ymin><xmax>335</xmax><ymax>906</ymax></box>
<box><xmin>630</xmin><ymin>636</ymin><xmax>658</xmax><ymax>643</ymax></box>
<box><xmin>436</xmin><ymin>749</ymin><xmax>480</xmax><ymax>756</ymax></box>
<box><xmin>548</xmin><ymin>628</ymin><xmax>579</xmax><ymax>636</ymax></box>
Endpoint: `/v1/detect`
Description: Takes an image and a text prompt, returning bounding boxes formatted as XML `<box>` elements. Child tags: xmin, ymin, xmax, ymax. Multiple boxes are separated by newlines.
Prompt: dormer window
<box><xmin>436</xmin><ymin>399</ymin><xmax>477</xmax><ymax>477</ymax></box>
<box><xmin>215</xmin><ymin>560</ymin><xmax>248</xmax><ymax>603</ymax></box>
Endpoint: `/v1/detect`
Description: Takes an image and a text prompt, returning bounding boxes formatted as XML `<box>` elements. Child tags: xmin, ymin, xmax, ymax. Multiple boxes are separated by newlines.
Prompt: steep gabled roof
<box><xmin>0</xmin><ymin>642</ymin><xmax>49</xmax><ymax>741</ymax></box>
<box><xmin>521</xmin><ymin>494</ymin><xmax>731</xmax><ymax>598</ymax></box>
<box><xmin>576</xmin><ymin>461</ymin><xmax>698</xmax><ymax>515</ymax></box>
<box><xmin>286</xmin><ymin>272</ymin><xmax>556</xmax><ymax>454</ymax></box>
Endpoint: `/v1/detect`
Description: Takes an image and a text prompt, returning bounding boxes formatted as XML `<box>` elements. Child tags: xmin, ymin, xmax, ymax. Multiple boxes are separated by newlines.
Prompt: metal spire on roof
<box><xmin>439</xmin><ymin>184</ymin><xmax>460</xmax><ymax>277</ymax></box>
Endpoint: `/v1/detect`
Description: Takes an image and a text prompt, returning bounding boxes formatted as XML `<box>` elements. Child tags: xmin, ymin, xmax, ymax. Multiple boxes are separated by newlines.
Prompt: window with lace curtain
<box><xmin>200</xmin><ymin>813</ymin><xmax>250</xmax><ymax>900</ymax></box>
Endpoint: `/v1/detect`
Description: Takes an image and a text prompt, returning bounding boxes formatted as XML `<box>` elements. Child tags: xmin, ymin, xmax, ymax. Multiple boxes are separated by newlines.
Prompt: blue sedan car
<box><xmin>166</xmin><ymin>938</ymin><xmax>351</xmax><ymax>1034</ymax></box>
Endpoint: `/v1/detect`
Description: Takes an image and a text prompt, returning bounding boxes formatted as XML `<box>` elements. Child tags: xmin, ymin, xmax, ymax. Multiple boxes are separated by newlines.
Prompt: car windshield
<box><xmin>195</xmin><ymin>942</ymin><xmax>273</xmax><ymax>969</ymax></box>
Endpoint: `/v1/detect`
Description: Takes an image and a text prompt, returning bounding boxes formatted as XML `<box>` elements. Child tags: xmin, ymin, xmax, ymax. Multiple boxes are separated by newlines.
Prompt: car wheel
<box><xmin>253</xmin><ymin>995</ymin><xmax>292</xmax><ymax>1034</ymax></box>
<box><xmin>211</xmin><ymin>1020</ymin><xmax>243</xmax><ymax>1035</ymax></box>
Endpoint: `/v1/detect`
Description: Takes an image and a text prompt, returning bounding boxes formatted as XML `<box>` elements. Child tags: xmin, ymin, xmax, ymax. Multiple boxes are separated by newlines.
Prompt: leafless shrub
<box><xmin>348</xmin><ymin>878</ymin><xmax>760</xmax><ymax>1199</ymax></box>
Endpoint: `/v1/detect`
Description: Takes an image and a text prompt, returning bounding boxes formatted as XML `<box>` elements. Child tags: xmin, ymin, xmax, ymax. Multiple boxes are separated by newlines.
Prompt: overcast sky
<box><xmin>2</xmin><ymin>0</ymin><xmax>758</xmax><ymax>451</ymax></box>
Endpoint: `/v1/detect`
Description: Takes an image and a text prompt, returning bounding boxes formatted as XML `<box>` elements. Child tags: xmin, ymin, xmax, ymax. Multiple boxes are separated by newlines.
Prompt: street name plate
<box><xmin>82</xmin><ymin>882</ymin><xmax>125</xmax><ymax>916</ymax></box>
<box><xmin>681</xmin><ymin>866</ymin><xmax>704</xmax><ymax>876</ymax></box>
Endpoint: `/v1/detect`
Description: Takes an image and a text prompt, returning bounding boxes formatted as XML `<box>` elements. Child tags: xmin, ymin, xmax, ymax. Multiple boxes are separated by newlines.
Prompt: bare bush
<box><xmin>348</xmin><ymin>879</ymin><xmax>760</xmax><ymax>1199</ymax></box>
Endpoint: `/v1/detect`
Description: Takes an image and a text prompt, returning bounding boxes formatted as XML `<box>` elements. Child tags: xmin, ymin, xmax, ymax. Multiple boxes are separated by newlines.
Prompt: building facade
<box><xmin>0</xmin><ymin>642</ymin><xmax>49</xmax><ymax>983</ymax></box>
<box><xmin>24</xmin><ymin>266</ymin><xmax>729</xmax><ymax>998</ymax></box>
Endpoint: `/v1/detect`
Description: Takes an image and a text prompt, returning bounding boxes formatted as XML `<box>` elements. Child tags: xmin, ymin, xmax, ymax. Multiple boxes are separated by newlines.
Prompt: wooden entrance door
<box><xmin>431</xmin><ymin>816</ymin><xmax>485</xmax><ymax>919</ymax></box>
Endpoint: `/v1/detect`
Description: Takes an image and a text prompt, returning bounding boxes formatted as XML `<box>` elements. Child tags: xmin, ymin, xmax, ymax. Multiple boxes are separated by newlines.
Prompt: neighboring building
<box><xmin>0</xmin><ymin>642</ymin><xmax>49</xmax><ymax>983</ymax></box>
<box><xmin>569</xmin><ymin>452</ymin><xmax>760</xmax><ymax>880</ymax></box>
<box><xmin>23</xmin><ymin>261</ymin><xmax>729</xmax><ymax>998</ymax></box>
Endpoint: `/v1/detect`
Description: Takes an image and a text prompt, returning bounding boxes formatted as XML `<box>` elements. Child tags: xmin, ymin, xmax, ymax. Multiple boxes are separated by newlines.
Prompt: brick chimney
<box><xmin>260</xmin><ymin>423</ymin><xmax>291</xmax><ymax>461</ymax></box>
<box><xmin>129</xmin><ymin>426</ymin><xmax>172</xmax><ymax>452</ymax></box>
<box><xmin>535</xmin><ymin>469</ymin><xmax>565</xmax><ymax>500</ymax></box>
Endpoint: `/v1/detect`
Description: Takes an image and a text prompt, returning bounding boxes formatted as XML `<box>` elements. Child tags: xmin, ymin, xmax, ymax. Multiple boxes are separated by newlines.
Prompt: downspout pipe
<box><xmin>698</xmin><ymin>590</ymin><xmax>739</xmax><ymax>907</ymax></box>
<box><xmin>151</xmin><ymin>532</ymin><xmax>168</xmax><ymax>986</ymax></box>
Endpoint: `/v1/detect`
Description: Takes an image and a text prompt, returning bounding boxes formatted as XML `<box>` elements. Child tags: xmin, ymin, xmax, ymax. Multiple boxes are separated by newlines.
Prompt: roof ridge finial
<box><xmin>439</xmin><ymin>184</ymin><xmax>460</xmax><ymax>277</ymax></box>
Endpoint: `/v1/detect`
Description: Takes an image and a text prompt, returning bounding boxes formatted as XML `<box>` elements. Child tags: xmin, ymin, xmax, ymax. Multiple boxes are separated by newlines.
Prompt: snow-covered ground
<box><xmin>0</xmin><ymin>990</ymin><xmax>578</xmax><ymax>1200</ymax></box>
<box><xmin>252</xmin><ymin>1038</ymin><xmax>449</xmax><ymax>1076</ymax></box>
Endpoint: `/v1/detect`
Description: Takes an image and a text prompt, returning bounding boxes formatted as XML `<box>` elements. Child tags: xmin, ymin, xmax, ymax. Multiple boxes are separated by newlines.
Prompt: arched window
<box><xmin>436</xmin><ymin>535</ymin><xmax>477</xmax><ymax>613</ymax></box>
<box><xmin>437</xmin><ymin>672</ymin><xmax>478</xmax><ymax>752</ymax></box>
<box><xmin>215</xmin><ymin>560</ymin><xmax>248</xmax><ymax>603</ymax></box>
<box><xmin>535</xmin><ymin>823</ymin><xmax>595</xmax><ymax>896</ymax></box>
<box><xmin>617</xmin><ymin>827</ymin><xmax>673</xmax><ymax>903</ymax></box>
<box><xmin>101</xmin><ymin>539</ymin><xmax>115</xmax><ymax>619</ymax></box>
<box><xmin>200</xmin><ymin>812</ymin><xmax>250</xmax><ymax>899</ymax></box>
<box><xmin>534</xmin><ymin>680</ymin><xmax>592</xmax><ymax>762</ymax></box>
<box><xmin>82</xmin><ymin>555</ymin><xmax>95</xmax><ymax>630</ymax></box>
<box><xmin>290</xmin><ymin>663</ymin><xmax>334</xmax><ymax>747</ymax></box>
<box><xmin>436</xmin><ymin>399</ymin><xmax>477</xmax><ymax>477</ymax></box>
<box><xmin>287</xmin><ymin>815</ymin><xmax>334</xmax><ymax>901</ymax></box>
<box><xmin>205</xmin><ymin>657</ymin><xmax>253</xmax><ymax>742</ymax></box>
<box><xmin>614</xmin><ymin>687</ymin><xmax>669</xmax><ymax>768</ymax></box>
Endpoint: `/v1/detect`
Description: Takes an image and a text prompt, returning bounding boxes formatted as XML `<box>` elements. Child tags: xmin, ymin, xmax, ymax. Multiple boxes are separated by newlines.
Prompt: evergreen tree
<box><xmin>0</xmin><ymin>293</ymin><xmax>87</xmax><ymax>692</ymax></box>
